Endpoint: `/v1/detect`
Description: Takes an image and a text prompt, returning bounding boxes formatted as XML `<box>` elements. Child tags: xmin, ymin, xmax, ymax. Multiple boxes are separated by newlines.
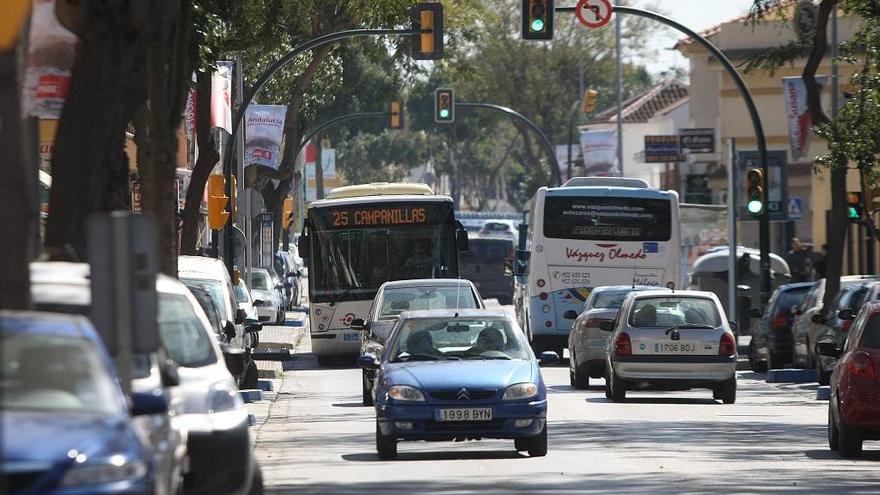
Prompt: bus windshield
<box><xmin>543</xmin><ymin>196</ymin><xmax>672</xmax><ymax>241</ymax></box>
<box><xmin>309</xmin><ymin>201</ymin><xmax>456</xmax><ymax>302</ymax></box>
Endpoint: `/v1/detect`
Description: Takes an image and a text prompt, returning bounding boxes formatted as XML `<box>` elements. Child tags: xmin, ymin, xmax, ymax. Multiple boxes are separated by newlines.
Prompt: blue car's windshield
<box><xmin>389</xmin><ymin>317</ymin><xmax>529</xmax><ymax>362</ymax></box>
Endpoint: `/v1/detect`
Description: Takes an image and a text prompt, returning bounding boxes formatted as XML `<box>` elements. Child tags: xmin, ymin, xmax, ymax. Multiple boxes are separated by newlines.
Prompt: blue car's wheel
<box><xmin>527</xmin><ymin>424</ymin><xmax>547</xmax><ymax>457</ymax></box>
<box><xmin>514</xmin><ymin>438</ymin><xmax>528</xmax><ymax>452</ymax></box>
<box><xmin>376</xmin><ymin>421</ymin><xmax>397</xmax><ymax>460</ymax></box>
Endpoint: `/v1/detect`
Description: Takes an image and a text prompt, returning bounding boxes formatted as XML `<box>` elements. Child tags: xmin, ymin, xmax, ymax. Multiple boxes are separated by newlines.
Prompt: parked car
<box><xmin>189</xmin><ymin>282</ymin><xmax>262</xmax><ymax>357</ymax></box>
<box><xmin>749</xmin><ymin>282</ymin><xmax>814</xmax><ymax>372</ymax></box>
<box><xmin>233</xmin><ymin>278</ymin><xmax>259</xmax><ymax>321</ymax></box>
<box><xmin>566</xmin><ymin>285</ymin><xmax>657</xmax><ymax>389</ymax></box>
<box><xmin>266</xmin><ymin>266</ymin><xmax>289</xmax><ymax>317</ymax></box>
<box><xmin>178</xmin><ymin>256</ymin><xmax>257</xmax><ymax>389</ymax></box>
<box><xmin>818</xmin><ymin>300</ymin><xmax>880</xmax><ymax>458</ymax></box>
<box><xmin>1</xmin><ymin>310</ymin><xmax>174</xmax><ymax>495</ymax></box>
<box><xmin>30</xmin><ymin>261</ymin><xmax>187</xmax><ymax>495</ymax></box>
<box><xmin>274</xmin><ymin>252</ymin><xmax>300</xmax><ymax>309</ymax></box>
<box><xmin>792</xmin><ymin>275</ymin><xmax>880</xmax><ymax>373</ymax></box>
<box><xmin>352</xmin><ymin>278</ymin><xmax>485</xmax><ymax>406</ymax></box>
<box><xmin>814</xmin><ymin>281</ymin><xmax>880</xmax><ymax>385</ymax></box>
<box><xmin>246</xmin><ymin>267</ymin><xmax>285</xmax><ymax>325</ymax></box>
<box><xmin>358</xmin><ymin>309</ymin><xmax>558</xmax><ymax>460</ymax></box>
<box><xmin>604</xmin><ymin>290</ymin><xmax>738</xmax><ymax>404</ymax></box>
<box><xmin>459</xmin><ymin>237</ymin><xmax>515</xmax><ymax>305</ymax></box>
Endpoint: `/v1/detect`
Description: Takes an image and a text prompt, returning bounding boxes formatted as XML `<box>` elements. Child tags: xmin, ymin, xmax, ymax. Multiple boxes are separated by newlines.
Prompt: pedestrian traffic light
<box><xmin>582</xmin><ymin>89</ymin><xmax>599</xmax><ymax>113</ymax></box>
<box><xmin>207</xmin><ymin>174</ymin><xmax>230</xmax><ymax>230</ymax></box>
<box><xmin>848</xmin><ymin>192</ymin><xmax>862</xmax><ymax>223</ymax></box>
<box><xmin>411</xmin><ymin>3</ymin><xmax>444</xmax><ymax>60</ymax></box>
<box><xmin>435</xmin><ymin>88</ymin><xmax>454</xmax><ymax>123</ymax></box>
<box><xmin>390</xmin><ymin>100</ymin><xmax>403</xmax><ymax>129</ymax></box>
<box><xmin>745</xmin><ymin>168</ymin><xmax>765</xmax><ymax>218</ymax></box>
<box><xmin>522</xmin><ymin>0</ymin><xmax>554</xmax><ymax>40</ymax></box>
<box><xmin>283</xmin><ymin>197</ymin><xmax>294</xmax><ymax>228</ymax></box>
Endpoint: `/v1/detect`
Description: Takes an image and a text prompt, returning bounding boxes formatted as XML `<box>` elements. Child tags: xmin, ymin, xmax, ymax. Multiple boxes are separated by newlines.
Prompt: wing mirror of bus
<box><xmin>297</xmin><ymin>233</ymin><xmax>309</xmax><ymax>259</ymax></box>
<box><xmin>514</xmin><ymin>250</ymin><xmax>530</xmax><ymax>277</ymax></box>
<box><xmin>517</xmin><ymin>224</ymin><xmax>528</xmax><ymax>250</ymax></box>
<box><xmin>457</xmin><ymin>227</ymin><xmax>469</xmax><ymax>252</ymax></box>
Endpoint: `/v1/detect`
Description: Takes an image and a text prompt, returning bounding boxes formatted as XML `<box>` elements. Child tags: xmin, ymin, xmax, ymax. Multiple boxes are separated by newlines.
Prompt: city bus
<box><xmin>514</xmin><ymin>177</ymin><xmax>682</xmax><ymax>354</ymax></box>
<box><xmin>298</xmin><ymin>183</ymin><xmax>468</xmax><ymax>362</ymax></box>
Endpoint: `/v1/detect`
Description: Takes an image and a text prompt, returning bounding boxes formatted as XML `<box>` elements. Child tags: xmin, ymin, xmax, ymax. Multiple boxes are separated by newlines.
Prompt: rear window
<box><xmin>378</xmin><ymin>286</ymin><xmax>478</xmax><ymax>319</ymax></box>
<box><xmin>543</xmin><ymin>196</ymin><xmax>671</xmax><ymax>241</ymax></box>
<box><xmin>629</xmin><ymin>297</ymin><xmax>721</xmax><ymax>327</ymax></box>
<box><xmin>592</xmin><ymin>291</ymin><xmax>631</xmax><ymax>309</ymax></box>
<box><xmin>466</xmin><ymin>240</ymin><xmax>513</xmax><ymax>263</ymax></box>
<box><xmin>862</xmin><ymin>315</ymin><xmax>880</xmax><ymax>348</ymax></box>
<box><xmin>775</xmin><ymin>287</ymin><xmax>810</xmax><ymax>315</ymax></box>
<box><xmin>251</xmin><ymin>273</ymin><xmax>270</xmax><ymax>291</ymax></box>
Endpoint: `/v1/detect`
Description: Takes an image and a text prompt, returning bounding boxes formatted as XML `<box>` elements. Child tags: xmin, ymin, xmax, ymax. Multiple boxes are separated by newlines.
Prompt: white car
<box><xmin>247</xmin><ymin>268</ymin><xmax>284</xmax><ymax>325</ymax></box>
<box><xmin>234</xmin><ymin>279</ymin><xmax>258</xmax><ymax>322</ymax></box>
<box><xmin>603</xmin><ymin>290</ymin><xmax>738</xmax><ymax>404</ymax></box>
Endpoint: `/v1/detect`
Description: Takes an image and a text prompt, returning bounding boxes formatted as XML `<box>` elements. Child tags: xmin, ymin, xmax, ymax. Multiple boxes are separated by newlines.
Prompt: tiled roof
<box><xmin>589</xmin><ymin>79</ymin><xmax>689</xmax><ymax>124</ymax></box>
<box><xmin>674</xmin><ymin>0</ymin><xmax>799</xmax><ymax>48</ymax></box>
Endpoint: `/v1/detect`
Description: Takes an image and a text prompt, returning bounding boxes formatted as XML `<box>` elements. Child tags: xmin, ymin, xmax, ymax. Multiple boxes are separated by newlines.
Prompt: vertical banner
<box><xmin>321</xmin><ymin>148</ymin><xmax>336</xmax><ymax>178</ymax></box>
<box><xmin>782</xmin><ymin>75</ymin><xmax>828</xmax><ymax>160</ymax></box>
<box><xmin>23</xmin><ymin>0</ymin><xmax>77</xmax><ymax>119</ymax></box>
<box><xmin>244</xmin><ymin>104</ymin><xmax>287</xmax><ymax>171</ymax></box>
<box><xmin>579</xmin><ymin>130</ymin><xmax>620</xmax><ymax>177</ymax></box>
<box><xmin>211</xmin><ymin>61</ymin><xmax>233</xmax><ymax>133</ymax></box>
<box><xmin>259</xmin><ymin>212</ymin><xmax>274</xmax><ymax>268</ymax></box>
<box><xmin>305</xmin><ymin>163</ymin><xmax>317</xmax><ymax>202</ymax></box>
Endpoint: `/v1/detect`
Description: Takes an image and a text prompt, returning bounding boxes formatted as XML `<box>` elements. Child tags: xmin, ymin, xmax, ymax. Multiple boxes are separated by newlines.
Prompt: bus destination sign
<box><xmin>330</xmin><ymin>206</ymin><xmax>428</xmax><ymax>228</ymax></box>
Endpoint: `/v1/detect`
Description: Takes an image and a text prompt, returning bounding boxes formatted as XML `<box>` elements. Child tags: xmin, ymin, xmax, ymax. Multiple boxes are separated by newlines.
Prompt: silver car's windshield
<box><xmin>629</xmin><ymin>297</ymin><xmax>721</xmax><ymax>328</ymax></box>
<box><xmin>388</xmin><ymin>317</ymin><xmax>529</xmax><ymax>361</ymax></box>
<box><xmin>1</xmin><ymin>332</ymin><xmax>123</xmax><ymax>415</ymax></box>
<box><xmin>378</xmin><ymin>286</ymin><xmax>478</xmax><ymax>319</ymax></box>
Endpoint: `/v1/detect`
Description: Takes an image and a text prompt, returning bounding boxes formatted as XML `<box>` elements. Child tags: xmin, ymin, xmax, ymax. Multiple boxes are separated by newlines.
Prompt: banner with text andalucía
<box><xmin>782</xmin><ymin>75</ymin><xmax>828</xmax><ymax>161</ymax></box>
<box><xmin>244</xmin><ymin>105</ymin><xmax>287</xmax><ymax>171</ymax></box>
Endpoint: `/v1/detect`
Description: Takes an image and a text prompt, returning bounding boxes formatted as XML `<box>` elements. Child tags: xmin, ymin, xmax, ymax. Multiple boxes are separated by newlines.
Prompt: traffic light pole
<box><xmin>220</xmin><ymin>28</ymin><xmax>420</xmax><ymax>277</ymax></box>
<box><xmin>456</xmin><ymin>102</ymin><xmax>562</xmax><ymax>186</ymax></box>
<box><xmin>557</xmin><ymin>4</ymin><xmax>772</xmax><ymax>306</ymax></box>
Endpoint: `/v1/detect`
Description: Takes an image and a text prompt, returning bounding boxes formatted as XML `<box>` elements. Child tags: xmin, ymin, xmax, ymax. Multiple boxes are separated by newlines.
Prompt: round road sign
<box><xmin>575</xmin><ymin>0</ymin><xmax>613</xmax><ymax>28</ymax></box>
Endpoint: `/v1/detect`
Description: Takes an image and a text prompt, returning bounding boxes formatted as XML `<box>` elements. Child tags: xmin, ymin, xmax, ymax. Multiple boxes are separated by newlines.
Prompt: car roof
<box><xmin>629</xmin><ymin>289</ymin><xmax>716</xmax><ymax>300</ymax></box>
<box><xmin>381</xmin><ymin>278</ymin><xmax>475</xmax><ymax>289</ymax></box>
<box><xmin>0</xmin><ymin>310</ymin><xmax>96</xmax><ymax>339</ymax></box>
<box><xmin>776</xmin><ymin>282</ymin><xmax>816</xmax><ymax>291</ymax></box>
<box><xmin>178</xmin><ymin>255</ymin><xmax>229</xmax><ymax>280</ymax></box>
<box><xmin>398</xmin><ymin>308</ymin><xmax>511</xmax><ymax>319</ymax></box>
<box><xmin>31</xmin><ymin>261</ymin><xmax>193</xmax><ymax>303</ymax></box>
<box><xmin>592</xmin><ymin>285</ymin><xmax>659</xmax><ymax>293</ymax></box>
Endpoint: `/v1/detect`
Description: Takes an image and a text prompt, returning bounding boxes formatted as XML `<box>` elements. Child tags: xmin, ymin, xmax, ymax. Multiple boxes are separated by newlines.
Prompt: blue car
<box><xmin>359</xmin><ymin>309</ymin><xmax>558</xmax><ymax>460</ymax></box>
<box><xmin>1</xmin><ymin>311</ymin><xmax>168</xmax><ymax>494</ymax></box>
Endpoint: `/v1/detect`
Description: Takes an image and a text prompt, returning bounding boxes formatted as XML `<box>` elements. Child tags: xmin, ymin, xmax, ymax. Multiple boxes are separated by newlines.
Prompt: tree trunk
<box><xmin>180</xmin><ymin>70</ymin><xmax>219</xmax><ymax>255</ymax></box>
<box><xmin>45</xmin><ymin>21</ymin><xmax>144</xmax><ymax>260</ymax></box>
<box><xmin>0</xmin><ymin>47</ymin><xmax>32</xmax><ymax>309</ymax></box>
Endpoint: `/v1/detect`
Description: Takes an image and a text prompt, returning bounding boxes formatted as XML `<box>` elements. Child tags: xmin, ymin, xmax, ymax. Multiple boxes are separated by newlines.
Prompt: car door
<box><xmin>793</xmin><ymin>282</ymin><xmax>822</xmax><ymax>366</ymax></box>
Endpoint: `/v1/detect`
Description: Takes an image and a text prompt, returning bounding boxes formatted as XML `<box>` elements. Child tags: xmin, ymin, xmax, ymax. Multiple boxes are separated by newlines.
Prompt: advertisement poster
<box><xmin>782</xmin><ymin>75</ymin><xmax>828</xmax><ymax>160</ymax></box>
<box><xmin>211</xmin><ymin>61</ymin><xmax>233</xmax><ymax>133</ymax></box>
<box><xmin>579</xmin><ymin>130</ymin><xmax>620</xmax><ymax>177</ymax></box>
<box><xmin>23</xmin><ymin>0</ymin><xmax>77</xmax><ymax>119</ymax></box>
<box><xmin>244</xmin><ymin>104</ymin><xmax>286</xmax><ymax>171</ymax></box>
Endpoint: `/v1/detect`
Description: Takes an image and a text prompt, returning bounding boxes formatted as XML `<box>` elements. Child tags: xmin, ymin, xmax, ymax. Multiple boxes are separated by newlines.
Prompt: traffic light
<box><xmin>745</xmin><ymin>168</ymin><xmax>765</xmax><ymax>218</ymax></box>
<box><xmin>848</xmin><ymin>192</ymin><xmax>862</xmax><ymax>223</ymax></box>
<box><xmin>390</xmin><ymin>100</ymin><xmax>403</xmax><ymax>129</ymax></box>
<box><xmin>522</xmin><ymin>0</ymin><xmax>554</xmax><ymax>40</ymax></box>
<box><xmin>283</xmin><ymin>197</ymin><xmax>294</xmax><ymax>228</ymax></box>
<box><xmin>582</xmin><ymin>89</ymin><xmax>599</xmax><ymax>113</ymax></box>
<box><xmin>435</xmin><ymin>88</ymin><xmax>454</xmax><ymax>123</ymax></box>
<box><xmin>411</xmin><ymin>3</ymin><xmax>444</xmax><ymax>60</ymax></box>
<box><xmin>207</xmin><ymin>174</ymin><xmax>230</xmax><ymax>230</ymax></box>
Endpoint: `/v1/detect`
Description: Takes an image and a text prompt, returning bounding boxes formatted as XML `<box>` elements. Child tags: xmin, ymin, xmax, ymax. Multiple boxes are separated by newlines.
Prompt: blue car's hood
<box><xmin>2</xmin><ymin>410</ymin><xmax>133</xmax><ymax>464</ymax></box>
<box><xmin>383</xmin><ymin>359</ymin><xmax>535</xmax><ymax>390</ymax></box>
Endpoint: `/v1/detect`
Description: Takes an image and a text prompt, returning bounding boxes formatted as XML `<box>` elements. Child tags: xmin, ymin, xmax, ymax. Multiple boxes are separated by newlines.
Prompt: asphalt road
<box><xmin>253</xmin><ymin>306</ymin><xmax>880</xmax><ymax>495</ymax></box>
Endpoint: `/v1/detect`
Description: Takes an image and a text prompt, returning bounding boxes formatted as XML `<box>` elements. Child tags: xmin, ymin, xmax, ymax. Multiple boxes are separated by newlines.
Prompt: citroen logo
<box><xmin>456</xmin><ymin>388</ymin><xmax>470</xmax><ymax>400</ymax></box>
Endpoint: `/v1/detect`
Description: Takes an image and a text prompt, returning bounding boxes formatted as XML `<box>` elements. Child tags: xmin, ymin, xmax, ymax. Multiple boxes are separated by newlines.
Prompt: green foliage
<box><xmin>336</xmin><ymin>130</ymin><xmax>428</xmax><ymax>184</ymax></box>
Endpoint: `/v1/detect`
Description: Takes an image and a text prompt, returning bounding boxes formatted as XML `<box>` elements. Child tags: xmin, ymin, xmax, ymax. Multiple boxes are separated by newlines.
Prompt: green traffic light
<box><xmin>848</xmin><ymin>206</ymin><xmax>859</xmax><ymax>219</ymax></box>
<box><xmin>531</xmin><ymin>18</ymin><xmax>545</xmax><ymax>32</ymax></box>
<box><xmin>747</xmin><ymin>199</ymin><xmax>764</xmax><ymax>215</ymax></box>
<box><xmin>439</xmin><ymin>109</ymin><xmax>450</xmax><ymax>119</ymax></box>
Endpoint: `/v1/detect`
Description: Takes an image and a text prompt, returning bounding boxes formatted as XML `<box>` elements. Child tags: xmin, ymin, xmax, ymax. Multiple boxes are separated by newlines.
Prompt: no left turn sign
<box><xmin>575</xmin><ymin>0</ymin><xmax>613</xmax><ymax>28</ymax></box>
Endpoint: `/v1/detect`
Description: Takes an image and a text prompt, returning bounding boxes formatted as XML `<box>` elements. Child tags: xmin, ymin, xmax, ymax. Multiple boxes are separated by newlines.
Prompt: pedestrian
<box><xmin>786</xmin><ymin>237</ymin><xmax>813</xmax><ymax>282</ymax></box>
<box><xmin>812</xmin><ymin>244</ymin><xmax>828</xmax><ymax>280</ymax></box>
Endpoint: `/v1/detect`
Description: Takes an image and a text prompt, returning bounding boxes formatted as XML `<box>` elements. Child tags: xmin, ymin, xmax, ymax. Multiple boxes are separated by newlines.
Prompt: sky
<box><xmin>628</xmin><ymin>0</ymin><xmax>757</xmax><ymax>76</ymax></box>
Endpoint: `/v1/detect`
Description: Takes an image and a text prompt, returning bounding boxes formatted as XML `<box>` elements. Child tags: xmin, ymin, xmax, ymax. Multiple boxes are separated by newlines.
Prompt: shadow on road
<box><xmin>341</xmin><ymin>450</ymin><xmax>524</xmax><ymax>463</ymax></box>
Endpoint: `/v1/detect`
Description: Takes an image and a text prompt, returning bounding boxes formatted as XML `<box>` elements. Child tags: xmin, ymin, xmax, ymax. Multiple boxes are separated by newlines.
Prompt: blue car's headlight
<box><xmin>502</xmin><ymin>382</ymin><xmax>538</xmax><ymax>400</ymax></box>
<box><xmin>60</xmin><ymin>454</ymin><xmax>147</xmax><ymax>486</ymax></box>
<box><xmin>387</xmin><ymin>385</ymin><xmax>425</xmax><ymax>402</ymax></box>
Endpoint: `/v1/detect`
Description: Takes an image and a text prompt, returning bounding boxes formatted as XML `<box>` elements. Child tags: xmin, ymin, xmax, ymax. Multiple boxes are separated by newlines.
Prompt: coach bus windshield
<box><xmin>308</xmin><ymin>202</ymin><xmax>457</xmax><ymax>303</ymax></box>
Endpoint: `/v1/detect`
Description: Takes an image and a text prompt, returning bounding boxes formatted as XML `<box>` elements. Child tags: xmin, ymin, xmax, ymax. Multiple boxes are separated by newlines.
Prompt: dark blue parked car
<box><xmin>359</xmin><ymin>309</ymin><xmax>558</xmax><ymax>460</ymax></box>
<box><xmin>1</xmin><ymin>311</ymin><xmax>167</xmax><ymax>495</ymax></box>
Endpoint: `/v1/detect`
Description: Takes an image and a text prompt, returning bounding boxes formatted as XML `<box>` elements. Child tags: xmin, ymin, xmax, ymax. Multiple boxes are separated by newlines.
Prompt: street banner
<box><xmin>211</xmin><ymin>61</ymin><xmax>233</xmax><ymax>132</ymax></box>
<box><xmin>23</xmin><ymin>0</ymin><xmax>77</xmax><ymax>119</ymax></box>
<box><xmin>244</xmin><ymin>104</ymin><xmax>287</xmax><ymax>171</ymax></box>
<box><xmin>305</xmin><ymin>163</ymin><xmax>317</xmax><ymax>203</ymax></box>
<box><xmin>579</xmin><ymin>130</ymin><xmax>620</xmax><ymax>177</ymax></box>
<box><xmin>782</xmin><ymin>75</ymin><xmax>828</xmax><ymax>160</ymax></box>
<box><xmin>322</xmin><ymin>148</ymin><xmax>336</xmax><ymax>178</ymax></box>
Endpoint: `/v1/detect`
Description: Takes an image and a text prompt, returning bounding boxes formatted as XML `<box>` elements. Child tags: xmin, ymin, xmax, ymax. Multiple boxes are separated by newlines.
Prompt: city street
<box><xmin>251</xmin><ymin>307</ymin><xmax>880</xmax><ymax>495</ymax></box>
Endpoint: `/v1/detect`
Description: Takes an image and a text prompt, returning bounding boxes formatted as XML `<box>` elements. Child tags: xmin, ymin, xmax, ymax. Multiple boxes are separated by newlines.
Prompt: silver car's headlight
<box><xmin>502</xmin><ymin>382</ymin><xmax>538</xmax><ymax>401</ymax></box>
<box><xmin>387</xmin><ymin>385</ymin><xmax>425</xmax><ymax>402</ymax></box>
<box><xmin>207</xmin><ymin>379</ymin><xmax>243</xmax><ymax>413</ymax></box>
<box><xmin>60</xmin><ymin>455</ymin><xmax>147</xmax><ymax>486</ymax></box>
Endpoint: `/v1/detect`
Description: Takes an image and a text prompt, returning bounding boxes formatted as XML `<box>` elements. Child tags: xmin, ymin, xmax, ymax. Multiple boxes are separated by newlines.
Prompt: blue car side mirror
<box><xmin>131</xmin><ymin>391</ymin><xmax>169</xmax><ymax>416</ymax></box>
<box><xmin>357</xmin><ymin>354</ymin><xmax>381</xmax><ymax>370</ymax></box>
<box><xmin>539</xmin><ymin>351</ymin><xmax>560</xmax><ymax>366</ymax></box>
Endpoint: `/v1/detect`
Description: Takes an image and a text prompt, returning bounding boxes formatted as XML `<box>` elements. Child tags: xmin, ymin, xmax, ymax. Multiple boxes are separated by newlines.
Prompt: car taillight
<box><xmin>719</xmin><ymin>333</ymin><xmax>736</xmax><ymax>356</ymax></box>
<box><xmin>850</xmin><ymin>351</ymin><xmax>876</xmax><ymax>380</ymax></box>
<box><xmin>585</xmin><ymin>318</ymin><xmax>607</xmax><ymax>329</ymax></box>
<box><xmin>772</xmin><ymin>314</ymin><xmax>788</xmax><ymax>330</ymax></box>
<box><xmin>614</xmin><ymin>332</ymin><xmax>632</xmax><ymax>356</ymax></box>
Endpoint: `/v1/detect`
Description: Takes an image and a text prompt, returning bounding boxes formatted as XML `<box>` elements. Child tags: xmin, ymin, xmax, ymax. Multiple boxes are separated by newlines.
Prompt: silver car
<box><xmin>604</xmin><ymin>290</ymin><xmax>738</xmax><ymax>404</ymax></box>
<box><xmin>566</xmin><ymin>285</ymin><xmax>656</xmax><ymax>389</ymax></box>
